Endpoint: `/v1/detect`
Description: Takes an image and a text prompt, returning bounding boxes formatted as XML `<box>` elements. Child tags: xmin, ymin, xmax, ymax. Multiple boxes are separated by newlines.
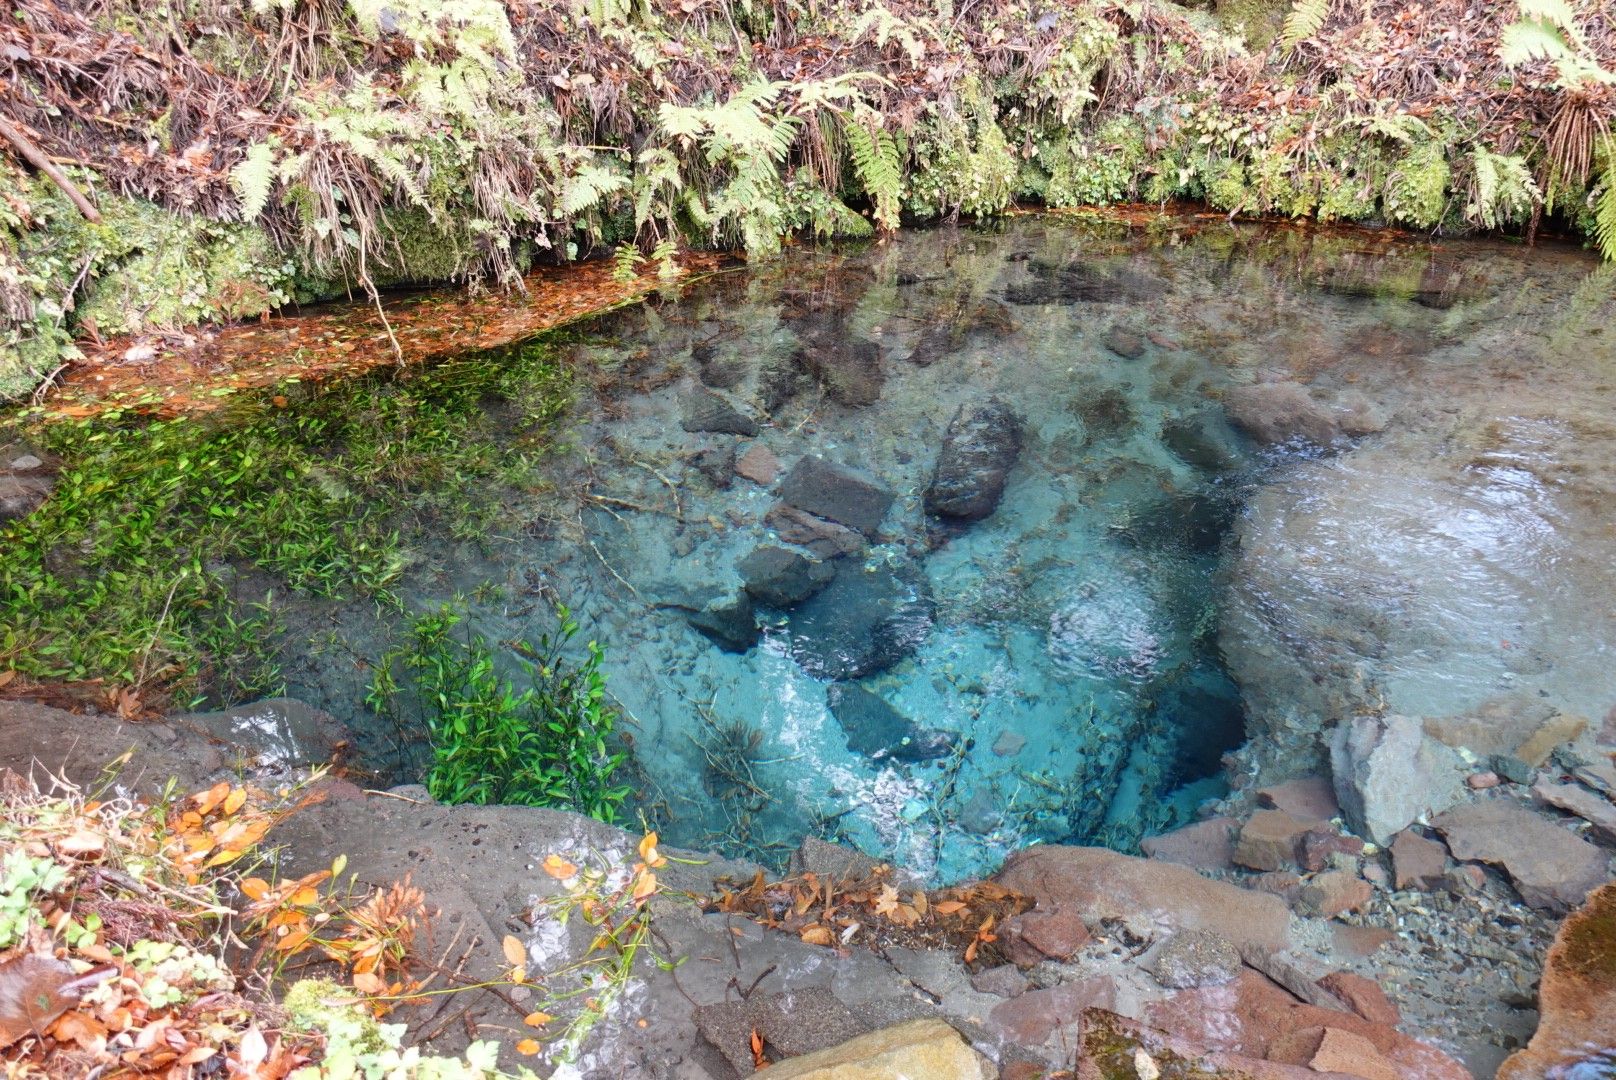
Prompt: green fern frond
<box><xmin>611</xmin><ymin>242</ymin><xmax>644</xmax><ymax>283</ymax></box>
<box><xmin>1280</xmin><ymin>0</ymin><xmax>1331</xmax><ymax>52</ymax></box>
<box><xmin>230</xmin><ymin>140</ymin><xmax>277</xmax><ymax>221</ymax></box>
<box><xmin>1593</xmin><ymin>149</ymin><xmax>1616</xmax><ymax>260</ymax></box>
<box><xmin>843</xmin><ymin>118</ymin><xmax>904</xmax><ymax>231</ymax></box>
<box><xmin>1500</xmin><ymin>19</ymin><xmax>1573</xmax><ymax>66</ymax></box>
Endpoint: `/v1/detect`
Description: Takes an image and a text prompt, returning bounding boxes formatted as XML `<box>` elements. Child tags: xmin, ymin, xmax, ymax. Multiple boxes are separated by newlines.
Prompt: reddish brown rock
<box><xmin>1317</xmin><ymin>972</ymin><xmax>1401</xmax><ymax>1027</ymax></box>
<box><xmin>1330</xmin><ymin>924</ymin><xmax>1397</xmax><ymax>960</ymax></box>
<box><xmin>1250</xmin><ymin>871</ymin><xmax>1304</xmax><ymax>904</ymax></box>
<box><xmin>1498</xmin><ymin>881</ymin><xmax>1616</xmax><ymax>1080</ymax></box>
<box><xmin>1257</xmin><ymin>777</ymin><xmax>1341</xmax><ymax>825</ymax></box>
<box><xmin>1297</xmin><ymin>870</ymin><xmax>1372</xmax><ymax>918</ymax></box>
<box><xmin>1299</xmin><ymin>827</ymin><xmax>1365</xmax><ymax>873</ymax></box>
<box><xmin>1235</xmin><ymin>810</ymin><xmax>1310</xmax><ymax>872</ymax></box>
<box><xmin>987</xmin><ymin>976</ymin><xmax>1117</xmax><ymax>1044</ymax></box>
<box><xmin>735</xmin><ymin>443</ymin><xmax>781</xmax><ymax>485</ymax></box>
<box><xmin>1468</xmin><ymin>771</ymin><xmax>1501</xmax><ymax>790</ymax></box>
<box><xmin>1013</xmin><ymin>905</ymin><xmax>1090</xmax><ymax>962</ymax></box>
<box><xmin>1269</xmin><ymin>1026</ymin><xmax>1400</xmax><ymax>1080</ymax></box>
<box><xmin>1139</xmin><ymin>816</ymin><xmax>1237</xmax><ymax>873</ymax></box>
<box><xmin>1148</xmin><ymin>969</ymin><xmax>1471</xmax><ymax>1080</ymax></box>
<box><xmin>1390</xmin><ymin>829</ymin><xmax>1448</xmax><ymax>891</ymax></box>
<box><xmin>1533</xmin><ymin>777</ymin><xmax>1616</xmax><ymax>846</ymax></box>
<box><xmin>1433</xmin><ymin>800</ymin><xmax>1609</xmax><ymax>914</ymax></box>
<box><xmin>995</xmin><ymin>845</ymin><xmax>1292</xmax><ymax>954</ymax></box>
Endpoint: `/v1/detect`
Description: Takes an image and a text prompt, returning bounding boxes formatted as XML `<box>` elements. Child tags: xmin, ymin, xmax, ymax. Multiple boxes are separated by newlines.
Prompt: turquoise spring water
<box><xmin>268</xmin><ymin>216</ymin><xmax>1616</xmax><ymax>883</ymax></box>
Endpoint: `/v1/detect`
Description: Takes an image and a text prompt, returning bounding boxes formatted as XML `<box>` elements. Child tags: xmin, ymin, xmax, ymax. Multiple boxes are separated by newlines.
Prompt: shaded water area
<box><xmin>139</xmin><ymin>218</ymin><xmax>1616</xmax><ymax>882</ymax></box>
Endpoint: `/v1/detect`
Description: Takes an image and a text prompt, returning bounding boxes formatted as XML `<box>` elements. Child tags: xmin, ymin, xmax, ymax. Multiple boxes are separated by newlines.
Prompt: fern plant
<box><xmin>843</xmin><ymin>114</ymin><xmax>904</xmax><ymax>231</ymax></box>
<box><xmin>1280</xmin><ymin>0</ymin><xmax>1331</xmax><ymax>53</ymax></box>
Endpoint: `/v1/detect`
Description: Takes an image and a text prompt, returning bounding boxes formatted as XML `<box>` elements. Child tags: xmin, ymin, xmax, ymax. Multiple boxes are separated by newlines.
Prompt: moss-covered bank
<box><xmin>2</xmin><ymin>0</ymin><xmax>1614</xmax><ymax>398</ymax></box>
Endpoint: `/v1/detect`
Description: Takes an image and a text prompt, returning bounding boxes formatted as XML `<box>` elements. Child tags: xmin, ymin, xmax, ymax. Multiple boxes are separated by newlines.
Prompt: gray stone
<box><xmin>692</xmin><ymin>342</ymin><xmax>750</xmax><ymax>389</ymax></box>
<box><xmin>1491</xmin><ymin>754</ymin><xmax>1535</xmax><ymax>785</ymax></box>
<box><xmin>787</xmin><ymin>558</ymin><xmax>933</xmax><ymax>679</ymax></box>
<box><xmin>680</xmin><ymin>591</ymin><xmax>759</xmax><ymax>653</ymax></box>
<box><xmin>172</xmin><ymin>698</ymin><xmax>346</xmax><ymax>777</ymax></box>
<box><xmin>9</xmin><ymin>454</ymin><xmax>43</xmax><ymax>471</ymax></box>
<box><xmin>991</xmin><ymin>730</ymin><xmax>1026</xmax><ymax>758</ymax></box>
<box><xmin>0</xmin><ymin>474</ymin><xmax>51</xmax><ymax>523</ymax></box>
<box><xmin>680</xmin><ymin>387</ymin><xmax>759</xmax><ymax>435</ymax></box>
<box><xmin>738</xmin><ymin>545</ymin><xmax>835</xmax><ymax>607</ymax></box>
<box><xmin>695</xmin><ymin>987</ymin><xmax>868</xmax><ymax>1075</ymax></box>
<box><xmin>924</xmin><ymin>398</ymin><xmax>1024</xmax><ymax>521</ymax></box>
<box><xmin>969</xmin><ymin>964</ymin><xmax>1028</xmax><ymax>999</ymax></box>
<box><xmin>825</xmin><ymin>684</ymin><xmax>954</xmax><ymax>763</ymax></box>
<box><xmin>1149</xmin><ymin>929</ymin><xmax>1241</xmax><ymax>989</ymax></box>
<box><xmin>1433</xmin><ymin>800</ymin><xmax>1610</xmax><ymax>914</ymax></box>
<box><xmin>778</xmin><ymin>456</ymin><xmax>895</xmax><ymax>537</ymax></box>
<box><xmin>793</xmin><ymin>332</ymin><xmax>886</xmax><ymax>408</ymax></box>
<box><xmin>1331</xmin><ymin>714</ymin><xmax>1469</xmax><ymax>844</ymax></box>
<box><xmin>689</xmin><ymin>443</ymin><xmax>735</xmax><ymax>488</ymax></box>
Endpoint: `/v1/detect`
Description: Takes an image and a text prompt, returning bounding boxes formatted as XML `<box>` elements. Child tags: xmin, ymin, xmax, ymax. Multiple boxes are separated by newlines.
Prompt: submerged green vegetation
<box><xmin>366</xmin><ymin>603</ymin><xmax>631</xmax><ymax>821</ymax></box>
<box><xmin>0</xmin><ymin>339</ymin><xmax>573</xmax><ymax>705</ymax></box>
<box><xmin>2</xmin><ymin>0</ymin><xmax>1614</xmax><ymax>396</ymax></box>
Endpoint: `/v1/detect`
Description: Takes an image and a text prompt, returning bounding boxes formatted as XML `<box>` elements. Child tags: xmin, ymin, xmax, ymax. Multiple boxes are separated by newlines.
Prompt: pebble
<box><xmin>9</xmin><ymin>454</ymin><xmax>43</xmax><ymax>471</ymax></box>
<box><xmin>1467</xmin><ymin>771</ymin><xmax>1501</xmax><ymax>790</ymax></box>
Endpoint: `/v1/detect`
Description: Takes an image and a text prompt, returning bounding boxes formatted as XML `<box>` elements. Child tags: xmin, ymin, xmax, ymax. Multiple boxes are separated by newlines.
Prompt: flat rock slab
<box><xmin>994</xmin><ymin>845</ymin><xmax>1292</xmax><ymax>954</ymax></box>
<box><xmin>1433</xmin><ymin>799</ymin><xmax>1611</xmax><ymax>914</ymax></box>
<box><xmin>695</xmin><ymin>986</ymin><xmax>869</xmax><ymax>1075</ymax></box>
<box><xmin>1140</xmin><ymin>817</ymin><xmax>1237</xmax><ymax>873</ymax></box>
<box><xmin>786</xmin><ymin>557</ymin><xmax>933</xmax><ymax>680</ymax></box>
<box><xmin>764</xmin><ymin>1018</ymin><xmax>992</xmax><ymax>1080</ymax></box>
<box><xmin>924</xmin><ymin>398</ymin><xmax>1023</xmax><ymax>521</ymax></box>
<box><xmin>1533</xmin><ymin>778</ymin><xmax>1616</xmax><ymax>846</ymax></box>
<box><xmin>738</xmin><ymin>545</ymin><xmax>835</xmax><ymax>607</ymax></box>
<box><xmin>1257</xmin><ymin>777</ymin><xmax>1340</xmax><ymax>825</ymax></box>
<box><xmin>826</xmin><ymin>684</ymin><xmax>953</xmax><ymax>763</ymax></box>
<box><xmin>778</xmin><ymin>456</ymin><xmax>895</xmax><ymax>537</ymax></box>
<box><xmin>1390</xmin><ymin>830</ymin><xmax>1448</xmax><ymax>891</ymax></box>
<box><xmin>681</xmin><ymin>387</ymin><xmax>760</xmax><ymax>435</ymax></box>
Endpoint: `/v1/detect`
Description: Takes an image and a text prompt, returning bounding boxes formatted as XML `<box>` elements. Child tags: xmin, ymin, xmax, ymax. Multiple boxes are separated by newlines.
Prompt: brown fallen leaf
<box><xmin>0</xmin><ymin>953</ymin><xmax>117</xmax><ymax>1049</ymax></box>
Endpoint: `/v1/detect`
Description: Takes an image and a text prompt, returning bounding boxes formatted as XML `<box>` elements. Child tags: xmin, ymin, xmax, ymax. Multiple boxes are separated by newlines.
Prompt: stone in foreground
<box><xmin>761</xmin><ymin>1018</ymin><xmax>992</xmax><ymax>1079</ymax></box>
<box><xmin>1498</xmin><ymin>881</ymin><xmax>1616</xmax><ymax>1080</ymax></box>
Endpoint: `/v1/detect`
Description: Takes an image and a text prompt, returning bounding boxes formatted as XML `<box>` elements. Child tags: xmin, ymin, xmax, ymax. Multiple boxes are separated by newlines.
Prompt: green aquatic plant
<box><xmin>366</xmin><ymin>604</ymin><xmax>630</xmax><ymax>821</ymax></box>
<box><xmin>0</xmin><ymin>338</ymin><xmax>574</xmax><ymax>704</ymax></box>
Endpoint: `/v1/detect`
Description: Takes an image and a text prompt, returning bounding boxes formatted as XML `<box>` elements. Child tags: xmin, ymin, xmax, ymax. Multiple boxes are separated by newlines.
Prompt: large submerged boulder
<box><xmin>924</xmin><ymin>398</ymin><xmax>1024</xmax><ymax>521</ymax></box>
<box><xmin>680</xmin><ymin>387</ymin><xmax>760</xmax><ymax>436</ymax></box>
<box><xmin>787</xmin><ymin>557</ymin><xmax>933</xmax><ymax>680</ymax></box>
<box><xmin>738</xmin><ymin>545</ymin><xmax>835</xmax><ymax>608</ymax></box>
<box><xmin>778</xmin><ymin>456</ymin><xmax>895</xmax><ymax>537</ymax></box>
<box><xmin>825</xmin><ymin>684</ymin><xmax>954</xmax><ymax>763</ymax></box>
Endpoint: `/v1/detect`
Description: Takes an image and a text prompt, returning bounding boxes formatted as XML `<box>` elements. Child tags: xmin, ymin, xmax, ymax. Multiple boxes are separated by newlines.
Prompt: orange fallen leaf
<box><xmin>523</xmin><ymin>1011</ymin><xmax>553</xmax><ymax>1027</ymax></box>
<box><xmin>799</xmin><ymin>926</ymin><xmax>834</xmax><ymax>946</ymax></box>
<box><xmin>542</xmin><ymin>854</ymin><xmax>578</xmax><ymax>880</ymax></box>
<box><xmin>516</xmin><ymin>1039</ymin><xmax>540</xmax><ymax>1055</ymax></box>
<box><xmin>502</xmin><ymin>935</ymin><xmax>526</xmax><ymax>967</ymax></box>
<box><xmin>222</xmin><ymin>786</ymin><xmax>247</xmax><ymax>816</ymax></box>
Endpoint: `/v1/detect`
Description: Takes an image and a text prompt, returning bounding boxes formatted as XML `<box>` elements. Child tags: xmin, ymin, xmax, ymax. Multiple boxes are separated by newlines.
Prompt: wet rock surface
<box><xmin>825</xmin><ymin>684</ymin><xmax>954</xmax><ymax>763</ymax></box>
<box><xmin>1432</xmin><ymin>798</ymin><xmax>1610</xmax><ymax>915</ymax></box>
<box><xmin>924</xmin><ymin>398</ymin><xmax>1023</xmax><ymax>521</ymax></box>
<box><xmin>1498</xmin><ymin>882</ymin><xmax>1616</xmax><ymax>1080</ymax></box>
<box><xmin>682</xmin><ymin>387</ymin><xmax>761</xmax><ymax>435</ymax></box>
<box><xmin>738</xmin><ymin>545</ymin><xmax>835</xmax><ymax>607</ymax></box>
<box><xmin>785</xmin><ymin>556</ymin><xmax>934</xmax><ymax>680</ymax></box>
<box><xmin>777</xmin><ymin>456</ymin><xmax>895</xmax><ymax>537</ymax></box>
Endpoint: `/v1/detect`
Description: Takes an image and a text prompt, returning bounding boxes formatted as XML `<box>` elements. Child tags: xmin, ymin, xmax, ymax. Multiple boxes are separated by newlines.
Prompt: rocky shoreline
<box><xmin>4</xmin><ymin>693</ymin><xmax>1612</xmax><ymax>1079</ymax></box>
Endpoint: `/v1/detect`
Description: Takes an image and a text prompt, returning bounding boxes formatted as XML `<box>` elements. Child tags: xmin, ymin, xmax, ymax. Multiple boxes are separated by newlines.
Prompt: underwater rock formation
<box><xmin>786</xmin><ymin>557</ymin><xmax>934</xmax><ymax>680</ymax></box>
<box><xmin>737</xmin><ymin>545</ymin><xmax>835</xmax><ymax>608</ymax></box>
<box><xmin>777</xmin><ymin>456</ymin><xmax>895</xmax><ymax>538</ymax></box>
<box><xmin>825</xmin><ymin>684</ymin><xmax>955</xmax><ymax>763</ymax></box>
<box><xmin>924</xmin><ymin>398</ymin><xmax>1024</xmax><ymax>521</ymax></box>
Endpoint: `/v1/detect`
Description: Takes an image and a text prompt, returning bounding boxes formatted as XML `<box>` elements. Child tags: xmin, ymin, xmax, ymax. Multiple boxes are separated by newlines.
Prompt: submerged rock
<box><xmin>1101</xmin><ymin>324</ymin><xmax>1147</xmax><ymax>360</ymax></box>
<box><xmin>1222</xmin><ymin>381</ymin><xmax>1342</xmax><ymax>447</ymax></box>
<box><xmin>737</xmin><ymin>545</ymin><xmax>835</xmax><ymax>608</ymax></box>
<box><xmin>825</xmin><ymin>684</ymin><xmax>954</xmax><ymax>763</ymax></box>
<box><xmin>689</xmin><ymin>443</ymin><xmax>735</xmax><ymax>488</ymax></box>
<box><xmin>691</xmin><ymin>341</ymin><xmax>750</xmax><ymax>389</ymax></box>
<box><xmin>680</xmin><ymin>387</ymin><xmax>760</xmax><ymax>436</ymax></box>
<box><xmin>764</xmin><ymin>504</ymin><xmax>867</xmax><ymax>558</ymax></box>
<box><xmin>1330</xmin><ymin>714</ymin><xmax>1468</xmax><ymax>845</ymax></box>
<box><xmin>1149</xmin><ymin>929</ymin><xmax>1241</xmax><ymax>989</ymax></box>
<box><xmin>787</xmin><ymin>557</ymin><xmax>933</xmax><ymax>680</ymax></box>
<box><xmin>1005</xmin><ymin>260</ymin><xmax>1167</xmax><ymax>306</ymax></box>
<box><xmin>734</xmin><ymin>443</ymin><xmax>780</xmax><ymax>486</ymax></box>
<box><xmin>778</xmin><ymin>456</ymin><xmax>895</xmax><ymax>537</ymax></box>
<box><xmin>678</xmin><ymin>591</ymin><xmax>759</xmax><ymax>653</ymax></box>
<box><xmin>924</xmin><ymin>398</ymin><xmax>1024</xmax><ymax>521</ymax></box>
<box><xmin>1161</xmin><ymin>409</ymin><xmax>1247</xmax><ymax>474</ymax></box>
<box><xmin>1432</xmin><ymin>799</ymin><xmax>1609</xmax><ymax>914</ymax></box>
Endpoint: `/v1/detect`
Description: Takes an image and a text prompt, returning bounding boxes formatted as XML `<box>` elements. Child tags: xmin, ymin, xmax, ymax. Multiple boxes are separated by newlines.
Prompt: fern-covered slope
<box><xmin>1</xmin><ymin>0</ymin><xmax>1613</xmax><ymax>397</ymax></box>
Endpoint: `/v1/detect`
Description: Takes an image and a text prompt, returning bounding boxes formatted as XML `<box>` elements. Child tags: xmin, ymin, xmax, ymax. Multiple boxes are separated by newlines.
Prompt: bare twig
<box><xmin>0</xmin><ymin>114</ymin><xmax>102</xmax><ymax>222</ymax></box>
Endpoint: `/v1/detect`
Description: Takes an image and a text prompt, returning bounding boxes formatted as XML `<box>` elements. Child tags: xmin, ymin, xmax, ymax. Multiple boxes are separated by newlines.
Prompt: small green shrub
<box><xmin>367</xmin><ymin>604</ymin><xmax>630</xmax><ymax>822</ymax></box>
